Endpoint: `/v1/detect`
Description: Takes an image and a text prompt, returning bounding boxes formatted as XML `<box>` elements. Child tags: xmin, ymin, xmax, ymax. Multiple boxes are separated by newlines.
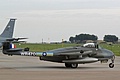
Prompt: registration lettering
<box><xmin>21</xmin><ymin>52</ymin><xmax>36</xmax><ymax>56</ymax></box>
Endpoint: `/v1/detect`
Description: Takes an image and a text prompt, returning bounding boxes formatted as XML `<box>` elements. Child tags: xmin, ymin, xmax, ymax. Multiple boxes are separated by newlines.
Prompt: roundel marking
<box><xmin>42</xmin><ymin>52</ymin><xmax>47</xmax><ymax>56</ymax></box>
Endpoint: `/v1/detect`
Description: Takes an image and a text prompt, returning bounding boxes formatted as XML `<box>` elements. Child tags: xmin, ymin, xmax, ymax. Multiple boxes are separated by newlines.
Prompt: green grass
<box><xmin>15</xmin><ymin>43</ymin><xmax>120</xmax><ymax>56</ymax></box>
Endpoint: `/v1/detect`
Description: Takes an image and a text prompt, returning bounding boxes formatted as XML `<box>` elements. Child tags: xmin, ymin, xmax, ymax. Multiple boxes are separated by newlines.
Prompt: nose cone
<box><xmin>102</xmin><ymin>49</ymin><xmax>114</xmax><ymax>58</ymax></box>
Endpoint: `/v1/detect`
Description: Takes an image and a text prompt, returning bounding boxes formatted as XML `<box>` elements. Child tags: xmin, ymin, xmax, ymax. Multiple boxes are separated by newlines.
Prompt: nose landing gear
<box><xmin>109</xmin><ymin>56</ymin><xmax>115</xmax><ymax>68</ymax></box>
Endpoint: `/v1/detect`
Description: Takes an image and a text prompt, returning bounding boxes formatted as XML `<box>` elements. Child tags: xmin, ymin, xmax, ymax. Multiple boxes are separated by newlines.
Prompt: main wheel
<box><xmin>65</xmin><ymin>63</ymin><xmax>71</xmax><ymax>68</ymax></box>
<box><xmin>109</xmin><ymin>63</ymin><xmax>114</xmax><ymax>68</ymax></box>
<box><xmin>70</xmin><ymin>63</ymin><xmax>78</xmax><ymax>68</ymax></box>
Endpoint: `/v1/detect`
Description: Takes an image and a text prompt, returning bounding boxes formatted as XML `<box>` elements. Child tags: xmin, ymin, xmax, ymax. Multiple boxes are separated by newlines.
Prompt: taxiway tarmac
<box><xmin>0</xmin><ymin>52</ymin><xmax>120</xmax><ymax>80</ymax></box>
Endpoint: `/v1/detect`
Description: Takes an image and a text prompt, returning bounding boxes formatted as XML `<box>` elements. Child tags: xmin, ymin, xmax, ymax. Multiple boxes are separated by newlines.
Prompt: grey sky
<box><xmin>0</xmin><ymin>0</ymin><xmax>120</xmax><ymax>42</ymax></box>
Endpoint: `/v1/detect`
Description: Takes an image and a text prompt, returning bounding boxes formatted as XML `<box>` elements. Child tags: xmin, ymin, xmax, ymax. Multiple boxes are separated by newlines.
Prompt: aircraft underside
<box><xmin>40</xmin><ymin>56</ymin><xmax>114</xmax><ymax>68</ymax></box>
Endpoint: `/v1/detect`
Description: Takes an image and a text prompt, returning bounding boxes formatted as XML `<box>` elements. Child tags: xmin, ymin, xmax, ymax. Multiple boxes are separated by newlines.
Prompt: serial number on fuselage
<box><xmin>21</xmin><ymin>52</ymin><xmax>37</xmax><ymax>56</ymax></box>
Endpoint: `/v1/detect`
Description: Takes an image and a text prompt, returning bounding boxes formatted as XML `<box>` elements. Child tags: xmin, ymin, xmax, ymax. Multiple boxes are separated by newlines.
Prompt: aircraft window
<box><xmin>83</xmin><ymin>43</ymin><xmax>95</xmax><ymax>48</ymax></box>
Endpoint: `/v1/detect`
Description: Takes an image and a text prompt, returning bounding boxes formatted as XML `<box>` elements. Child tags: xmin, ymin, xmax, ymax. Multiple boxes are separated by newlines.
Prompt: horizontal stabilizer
<box><xmin>6</xmin><ymin>38</ymin><xmax>28</xmax><ymax>41</ymax></box>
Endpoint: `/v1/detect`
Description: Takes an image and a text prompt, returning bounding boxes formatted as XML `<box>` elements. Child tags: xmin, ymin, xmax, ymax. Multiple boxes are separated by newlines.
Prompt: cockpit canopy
<box><xmin>82</xmin><ymin>43</ymin><xmax>99</xmax><ymax>48</ymax></box>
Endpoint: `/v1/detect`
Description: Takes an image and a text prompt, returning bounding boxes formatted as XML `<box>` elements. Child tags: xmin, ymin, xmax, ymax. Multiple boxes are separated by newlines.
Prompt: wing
<box><xmin>62</xmin><ymin>57</ymin><xmax>98</xmax><ymax>63</ymax></box>
<box><xmin>54</xmin><ymin>50</ymin><xmax>93</xmax><ymax>56</ymax></box>
<box><xmin>48</xmin><ymin>47</ymin><xmax>98</xmax><ymax>64</ymax></box>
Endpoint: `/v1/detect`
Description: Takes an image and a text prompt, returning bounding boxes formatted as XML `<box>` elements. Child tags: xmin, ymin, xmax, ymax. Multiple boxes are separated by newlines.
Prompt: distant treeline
<box><xmin>69</xmin><ymin>33</ymin><xmax>118</xmax><ymax>43</ymax></box>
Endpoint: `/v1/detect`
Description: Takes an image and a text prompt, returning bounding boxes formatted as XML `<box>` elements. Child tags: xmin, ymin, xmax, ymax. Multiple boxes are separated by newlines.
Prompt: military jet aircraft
<box><xmin>2</xmin><ymin>42</ymin><xmax>115</xmax><ymax>68</ymax></box>
<box><xmin>0</xmin><ymin>19</ymin><xmax>27</xmax><ymax>48</ymax></box>
<box><xmin>0</xmin><ymin>19</ymin><xmax>18</xmax><ymax>48</ymax></box>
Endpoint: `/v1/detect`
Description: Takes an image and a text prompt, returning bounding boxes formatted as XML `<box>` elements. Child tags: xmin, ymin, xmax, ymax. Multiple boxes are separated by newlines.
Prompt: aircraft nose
<box><xmin>102</xmin><ymin>49</ymin><xmax>114</xmax><ymax>58</ymax></box>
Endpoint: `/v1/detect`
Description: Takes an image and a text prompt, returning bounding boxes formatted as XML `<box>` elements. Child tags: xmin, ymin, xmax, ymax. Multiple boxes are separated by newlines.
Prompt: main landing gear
<box><xmin>65</xmin><ymin>63</ymin><xmax>78</xmax><ymax>68</ymax></box>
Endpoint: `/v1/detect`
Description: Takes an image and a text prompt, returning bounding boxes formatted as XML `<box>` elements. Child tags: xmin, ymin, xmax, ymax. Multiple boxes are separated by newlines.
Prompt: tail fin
<box><xmin>3</xmin><ymin>42</ymin><xmax>16</xmax><ymax>50</ymax></box>
<box><xmin>0</xmin><ymin>19</ymin><xmax>16</xmax><ymax>38</ymax></box>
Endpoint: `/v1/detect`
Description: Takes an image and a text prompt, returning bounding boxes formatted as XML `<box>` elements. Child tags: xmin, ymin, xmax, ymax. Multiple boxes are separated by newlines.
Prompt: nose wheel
<box><xmin>109</xmin><ymin>63</ymin><xmax>114</xmax><ymax>68</ymax></box>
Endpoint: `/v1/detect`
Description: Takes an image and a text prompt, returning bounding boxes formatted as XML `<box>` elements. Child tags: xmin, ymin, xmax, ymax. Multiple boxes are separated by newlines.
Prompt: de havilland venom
<box><xmin>0</xmin><ymin>19</ymin><xmax>115</xmax><ymax>68</ymax></box>
<box><xmin>2</xmin><ymin>41</ymin><xmax>115</xmax><ymax>68</ymax></box>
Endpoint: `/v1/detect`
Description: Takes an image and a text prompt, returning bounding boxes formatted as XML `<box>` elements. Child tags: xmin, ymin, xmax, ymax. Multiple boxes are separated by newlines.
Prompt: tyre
<box><xmin>65</xmin><ymin>63</ymin><xmax>71</xmax><ymax>68</ymax></box>
<box><xmin>70</xmin><ymin>63</ymin><xmax>78</xmax><ymax>68</ymax></box>
<box><xmin>109</xmin><ymin>63</ymin><xmax>114</xmax><ymax>68</ymax></box>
